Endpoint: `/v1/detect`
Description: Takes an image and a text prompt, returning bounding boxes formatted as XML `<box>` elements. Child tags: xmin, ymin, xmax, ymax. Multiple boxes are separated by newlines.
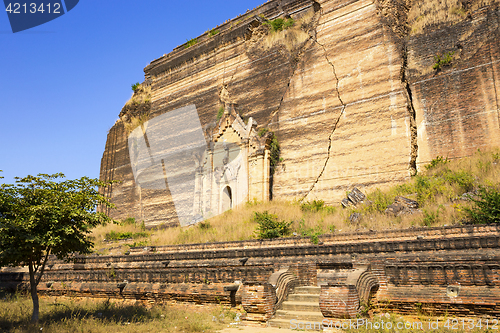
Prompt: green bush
<box><xmin>131</xmin><ymin>82</ymin><xmax>140</xmax><ymax>92</ymax></box>
<box><xmin>465</xmin><ymin>185</ymin><xmax>500</xmax><ymax>224</ymax></box>
<box><xmin>254</xmin><ymin>211</ymin><xmax>292</xmax><ymax>239</ymax></box>
<box><xmin>300</xmin><ymin>200</ymin><xmax>335</xmax><ymax>214</ymax></box>
<box><xmin>432</xmin><ymin>51</ymin><xmax>454</xmax><ymax>70</ymax></box>
<box><xmin>365</xmin><ymin>188</ymin><xmax>395</xmax><ymax>213</ymax></box>
<box><xmin>442</xmin><ymin>170</ymin><xmax>475</xmax><ymax>192</ymax></box>
<box><xmin>263</xmin><ymin>18</ymin><xmax>295</xmax><ymax>32</ymax></box>
<box><xmin>198</xmin><ymin>221</ymin><xmax>211</xmax><ymax>230</ymax></box>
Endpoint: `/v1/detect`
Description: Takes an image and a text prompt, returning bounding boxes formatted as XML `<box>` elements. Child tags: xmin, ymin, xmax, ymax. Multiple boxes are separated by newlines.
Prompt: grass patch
<box><xmin>408</xmin><ymin>0</ymin><xmax>497</xmax><ymax>34</ymax></box>
<box><xmin>184</xmin><ymin>38</ymin><xmax>198</xmax><ymax>49</ymax></box>
<box><xmin>207</xmin><ymin>28</ymin><xmax>220</xmax><ymax>37</ymax></box>
<box><xmin>216</xmin><ymin>106</ymin><xmax>224</xmax><ymax>121</ymax></box>
<box><xmin>260</xmin><ymin>8</ymin><xmax>315</xmax><ymax>52</ymax></box>
<box><xmin>0</xmin><ymin>292</ymin><xmax>236</xmax><ymax>333</ymax></box>
<box><xmin>104</xmin><ymin>231</ymin><xmax>149</xmax><ymax>241</ymax></box>
<box><xmin>124</xmin><ymin>84</ymin><xmax>151</xmax><ymax>107</ymax></box>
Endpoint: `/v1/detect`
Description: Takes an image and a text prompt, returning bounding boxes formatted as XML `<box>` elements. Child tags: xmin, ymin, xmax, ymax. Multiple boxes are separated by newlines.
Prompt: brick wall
<box><xmin>241</xmin><ymin>282</ymin><xmax>277</xmax><ymax>322</ymax></box>
<box><xmin>319</xmin><ymin>284</ymin><xmax>359</xmax><ymax>319</ymax></box>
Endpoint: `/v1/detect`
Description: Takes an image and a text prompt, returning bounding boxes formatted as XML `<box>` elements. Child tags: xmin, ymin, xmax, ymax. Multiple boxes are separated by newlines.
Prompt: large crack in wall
<box><xmin>375</xmin><ymin>0</ymin><xmax>418</xmax><ymax>176</ymax></box>
<box><xmin>301</xmin><ymin>7</ymin><xmax>347</xmax><ymax>201</ymax></box>
<box><xmin>401</xmin><ymin>45</ymin><xmax>418</xmax><ymax>176</ymax></box>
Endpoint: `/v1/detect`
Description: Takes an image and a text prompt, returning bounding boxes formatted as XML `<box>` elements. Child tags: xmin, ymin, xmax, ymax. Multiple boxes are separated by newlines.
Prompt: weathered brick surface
<box><xmin>408</xmin><ymin>6</ymin><xmax>500</xmax><ymax>167</ymax></box>
<box><xmin>320</xmin><ymin>284</ymin><xmax>360</xmax><ymax>318</ymax></box>
<box><xmin>242</xmin><ymin>282</ymin><xmax>277</xmax><ymax>322</ymax></box>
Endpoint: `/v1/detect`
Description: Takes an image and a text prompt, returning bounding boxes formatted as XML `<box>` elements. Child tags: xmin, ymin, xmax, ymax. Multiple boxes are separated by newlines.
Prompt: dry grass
<box><xmin>124</xmin><ymin>85</ymin><xmax>151</xmax><ymax>107</ymax></box>
<box><xmin>409</xmin><ymin>0</ymin><xmax>498</xmax><ymax>34</ymax></box>
<box><xmin>0</xmin><ymin>292</ymin><xmax>238</xmax><ymax>333</ymax></box>
<box><xmin>123</xmin><ymin>113</ymin><xmax>149</xmax><ymax>135</ymax></box>
<box><xmin>92</xmin><ymin>148</ymin><xmax>500</xmax><ymax>253</ymax></box>
<box><xmin>262</xmin><ymin>9</ymin><xmax>315</xmax><ymax>52</ymax></box>
<box><xmin>121</xmin><ymin>84</ymin><xmax>151</xmax><ymax>135</ymax></box>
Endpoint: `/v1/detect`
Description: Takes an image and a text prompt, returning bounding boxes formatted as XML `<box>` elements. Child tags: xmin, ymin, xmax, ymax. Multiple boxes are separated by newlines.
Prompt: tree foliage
<box><xmin>0</xmin><ymin>173</ymin><xmax>114</xmax><ymax>323</ymax></box>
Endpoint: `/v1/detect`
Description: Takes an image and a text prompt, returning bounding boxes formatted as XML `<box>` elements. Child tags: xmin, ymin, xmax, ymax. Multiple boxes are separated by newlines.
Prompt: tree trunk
<box><xmin>28</xmin><ymin>262</ymin><xmax>39</xmax><ymax>323</ymax></box>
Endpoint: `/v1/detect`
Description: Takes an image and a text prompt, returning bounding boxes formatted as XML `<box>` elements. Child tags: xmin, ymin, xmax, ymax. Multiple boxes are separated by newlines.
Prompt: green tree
<box><xmin>0</xmin><ymin>173</ymin><xmax>114</xmax><ymax>323</ymax></box>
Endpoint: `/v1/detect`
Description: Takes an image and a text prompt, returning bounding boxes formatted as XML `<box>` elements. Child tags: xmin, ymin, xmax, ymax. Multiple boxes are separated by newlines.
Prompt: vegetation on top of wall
<box><xmin>408</xmin><ymin>0</ymin><xmax>497</xmax><ymax>34</ymax></box>
<box><xmin>263</xmin><ymin>17</ymin><xmax>295</xmax><ymax>32</ymax></box>
<box><xmin>125</xmin><ymin>84</ymin><xmax>151</xmax><ymax>107</ymax></box>
<box><xmin>131</xmin><ymin>82</ymin><xmax>140</xmax><ymax>92</ymax></box>
<box><xmin>258</xmin><ymin>9</ymin><xmax>315</xmax><ymax>53</ymax></box>
<box><xmin>121</xmin><ymin>84</ymin><xmax>151</xmax><ymax>135</ymax></box>
<box><xmin>184</xmin><ymin>38</ymin><xmax>198</xmax><ymax>49</ymax></box>
<box><xmin>207</xmin><ymin>28</ymin><xmax>220</xmax><ymax>37</ymax></box>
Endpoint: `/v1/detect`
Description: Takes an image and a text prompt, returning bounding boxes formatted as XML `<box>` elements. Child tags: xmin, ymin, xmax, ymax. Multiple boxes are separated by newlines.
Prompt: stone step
<box><xmin>274</xmin><ymin>309</ymin><xmax>325</xmax><ymax>322</ymax></box>
<box><xmin>268</xmin><ymin>318</ymin><xmax>325</xmax><ymax>331</ymax></box>
<box><xmin>288</xmin><ymin>293</ymin><xmax>320</xmax><ymax>302</ymax></box>
<box><xmin>281</xmin><ymin>301</ymin><xmax>320</xmax><ymax>312</ymax></box>
<box><xmin>293</xmin><ymin>286</ymin><xmax>321</xmax><ymax>295</ymax></box>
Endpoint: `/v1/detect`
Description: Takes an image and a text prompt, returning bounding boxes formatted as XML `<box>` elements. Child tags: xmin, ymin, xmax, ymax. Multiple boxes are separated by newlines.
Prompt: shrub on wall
<box><xmin>433</xmin><ymin>51</ymin><xmax>454</xmax><ymax>70</ymax></box>
<box><xmin>263</xmin><ymin>18</ymin><xmax>295</xmax><ymax>32</ymax></box>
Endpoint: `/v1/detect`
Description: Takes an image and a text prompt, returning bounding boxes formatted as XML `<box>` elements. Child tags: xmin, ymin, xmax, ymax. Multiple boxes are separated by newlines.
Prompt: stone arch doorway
<box><xmin>221</xmin><ymin>186</ymin><xmax>233</xmax><ymax>211</ymax></box>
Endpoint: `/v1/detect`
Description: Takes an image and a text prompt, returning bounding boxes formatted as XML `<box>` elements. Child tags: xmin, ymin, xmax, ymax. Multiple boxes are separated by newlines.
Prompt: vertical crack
<box><xmin>401</xmin><ymin>45</ymin><xmax>418</xmax><ymax>176</ymax></box>
<box><xmin>266</xmin><ymin>38</ymin><xmax>315</xmax><ymax>127</ymax></box>
<box><xmin>301</xmin><ymin>29</ymin><xmax>347</xmax><ymax>201</ymax></box>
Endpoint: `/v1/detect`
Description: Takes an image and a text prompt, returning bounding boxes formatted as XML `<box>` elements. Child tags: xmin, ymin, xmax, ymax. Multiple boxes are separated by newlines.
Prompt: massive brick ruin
<box><xmin>100</xmin><ymin>0</ymin><xmax>500</xmax><ymax>228</ymax></box>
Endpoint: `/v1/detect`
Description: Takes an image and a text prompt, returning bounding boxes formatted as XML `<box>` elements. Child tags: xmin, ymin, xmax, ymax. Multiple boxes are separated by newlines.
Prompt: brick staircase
<box><xmin>269</xmin><ymin>286</ymin><xmax>324</xmax><ymax>330</ymax></box>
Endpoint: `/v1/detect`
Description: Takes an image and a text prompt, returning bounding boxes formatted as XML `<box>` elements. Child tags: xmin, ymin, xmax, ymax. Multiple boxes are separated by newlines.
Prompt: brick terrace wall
<box><xmin>1</xmin><ymin>224</ymin><xmax>500</xmax><ymax>317</ymax></box>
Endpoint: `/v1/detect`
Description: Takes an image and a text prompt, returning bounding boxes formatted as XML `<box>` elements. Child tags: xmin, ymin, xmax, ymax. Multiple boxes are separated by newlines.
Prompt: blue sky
<box><xmin>0</xmin><ymin>0</ymin><xmax>265</xmax><ymax>184</ymax></box>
